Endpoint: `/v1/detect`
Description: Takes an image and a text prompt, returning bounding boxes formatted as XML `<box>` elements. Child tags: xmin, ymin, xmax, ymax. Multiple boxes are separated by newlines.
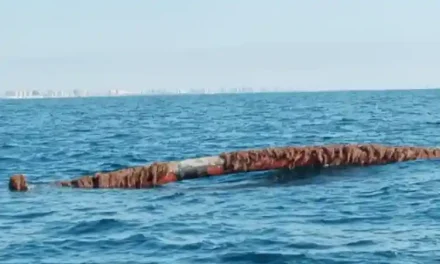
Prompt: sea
<box><xmin>1</xmin><ymin>89</ymin><xmax>440</xmax><ymax>264</ymax></box>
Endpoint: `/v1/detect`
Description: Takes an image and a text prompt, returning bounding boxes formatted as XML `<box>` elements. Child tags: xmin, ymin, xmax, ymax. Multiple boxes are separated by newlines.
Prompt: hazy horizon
<box><xmin>2</xmin><ymin>1</ymin><xmax>440</xmax><ymax>93</ymax></box>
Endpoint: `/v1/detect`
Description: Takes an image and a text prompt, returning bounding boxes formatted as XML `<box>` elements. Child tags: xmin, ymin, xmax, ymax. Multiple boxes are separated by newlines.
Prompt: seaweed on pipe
<box><xmin>219</xmin><ymin>144</ymin><xmax>440</xmax><ymax>173</ymax></box>
<box><xmin>8</xmin><ymin>144</ymin><xmax>440</xmax><ymax>192</ymax></box>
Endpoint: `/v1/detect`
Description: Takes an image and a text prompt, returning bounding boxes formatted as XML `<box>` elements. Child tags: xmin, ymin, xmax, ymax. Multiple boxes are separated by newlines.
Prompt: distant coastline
<box><xmin>1</xmin><ymin>87</ymin><xmax>439</xmax><ymax>100</ymax></box>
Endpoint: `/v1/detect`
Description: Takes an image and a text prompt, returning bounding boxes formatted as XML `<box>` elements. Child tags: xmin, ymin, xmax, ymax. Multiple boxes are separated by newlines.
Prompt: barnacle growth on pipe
<box><xmin>8</xmin><ymin>144</ymin><xmax>440</xmax><ymax>192</ymax></box>
<box><xmin>9</xmin><ymin>174</ymin><xmax>28</xmax><ymax>192</ymax></box>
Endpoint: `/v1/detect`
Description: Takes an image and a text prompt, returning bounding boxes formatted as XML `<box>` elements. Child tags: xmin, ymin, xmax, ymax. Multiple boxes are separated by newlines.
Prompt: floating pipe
<box><xmin>8</xmin><ymin>143</ymin><xmax>440</xmax><ymax>192</ymax></box>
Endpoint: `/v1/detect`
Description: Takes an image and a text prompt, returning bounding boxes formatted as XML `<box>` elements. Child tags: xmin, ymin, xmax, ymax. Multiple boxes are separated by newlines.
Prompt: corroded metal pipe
<box><xmin>8</xmin><ymin>144</ymin><xmax>440</xmax><ymax>192</ymax></box>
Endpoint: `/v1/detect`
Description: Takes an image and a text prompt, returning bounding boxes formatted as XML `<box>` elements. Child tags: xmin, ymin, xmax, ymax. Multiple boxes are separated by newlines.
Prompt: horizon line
<box><xmin>1</xmin><ymin>86</ymin><xmax>439</xmax><ymax>100</ymax></box>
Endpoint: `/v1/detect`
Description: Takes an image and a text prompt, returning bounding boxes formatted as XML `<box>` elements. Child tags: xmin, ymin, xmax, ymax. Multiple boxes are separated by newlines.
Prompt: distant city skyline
<box><xmin>2</xmin><ymin>1</ymin><xmax>440</xmax><ymax>93</ymax></box>
<box><xmin>3</xmin><ymin>85</ymin><xmax>439</xmax><ymax>100</ymax></box>
<box><xmin>0</xmin><ymin>86</ymin><xmax>302</xmax><ymax>99</ymax></box>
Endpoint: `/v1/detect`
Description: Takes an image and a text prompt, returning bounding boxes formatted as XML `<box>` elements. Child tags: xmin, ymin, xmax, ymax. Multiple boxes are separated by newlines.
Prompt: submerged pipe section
<box><xmin>8</xmin><ymin>143</ymin><xmax>440</xmax><ymax>192</ymax></box>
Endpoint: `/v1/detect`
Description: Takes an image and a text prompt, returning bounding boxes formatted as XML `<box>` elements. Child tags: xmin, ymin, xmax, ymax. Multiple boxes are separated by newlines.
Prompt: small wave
<box><xmin>373</xmin><ymin>250</ymin><xmax>399</xmax><ymax>258</ymax></box>
<box><xmin>123</xmin><ymin>154</ymin><xmax>148</xmax><ymax>163</ymax></box>
<box><xmin>14</xmin><ymin>211</ymin><xmax>55</xmax><ymax>219</ymax></box>
<box><xmin>356</xmin><ymin>186</ymin><xmax>391</xmax><ymax>198</ymax></box>
<box><xmin>97</xmin><ymin>162</ymin><xmax>132</xmax><ymax>171</ymax></box>
<box><xmin>0</xmin><ymin>211</ymin><xmax>54</xmax><ymax>220</ymax></box>
<box><xmin>44</xmin><ymin>233</ymin><xmax>151</xmax><ymax>250</ymax></box>
<box><xmin>0</xmin><ymin>156</ymin><xmax>24</xmax><ymax>163</ymax></box>
<box><xmin>102</xmin><ymin>233</ymin><xmax>150</xmax><ymax>247</ymax></box>
<box><xmin>312</xmin><ymin>215</ymin><xmax>392</xmax><ymax>225</ymax></box>
<box><xmin>287</xmin><ymin>241</ymin><xmax>333</xmax><ymax>250</ymax></box>
<box><xmin>169</xmin><ymin>241</ymin><xmax>214</xmax><ymax>251</ymax></box>
<box><xmin>344</xmin><ymin>239</ymin><xmax>376</xmax><ymax>247</ymax></box>
<box><xmin>66</xmin><ymin>152</ymin><xmax>86</xmax><ymax>159</ymax></box>
<box><xmin>152</xmin><ymin>191</ymin><xmax>185</xmax><ymax>201</ymax></box>
<box><xmin>63</xmin><ymin>218</ymin><xmax>130</xmax><ymax>235</ymax></box>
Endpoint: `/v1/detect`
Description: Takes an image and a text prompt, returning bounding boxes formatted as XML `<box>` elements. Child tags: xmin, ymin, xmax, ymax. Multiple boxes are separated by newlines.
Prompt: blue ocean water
<box><xmin>1</xmin><ymin>90</ymin><xmax>440</xmax><ymax>263</ymax></box>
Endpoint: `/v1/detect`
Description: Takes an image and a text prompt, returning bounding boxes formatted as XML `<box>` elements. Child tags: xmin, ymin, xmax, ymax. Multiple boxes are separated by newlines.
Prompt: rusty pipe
<box><xmin>8</xmin><ymin>143</ymin><xmax>440</xmax><ymax>192</ymax></box>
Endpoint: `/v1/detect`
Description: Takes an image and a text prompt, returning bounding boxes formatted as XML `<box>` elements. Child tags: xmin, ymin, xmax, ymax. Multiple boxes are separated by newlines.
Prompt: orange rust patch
<box><xmin>157</xmin><ymin>172</ymin><xmax>178</xmax><ymax>184</ymax></box>
<box><xmin>207</xmin><ymin>165</ymin><xmax>225</xmax><ymax>175</ymax></box>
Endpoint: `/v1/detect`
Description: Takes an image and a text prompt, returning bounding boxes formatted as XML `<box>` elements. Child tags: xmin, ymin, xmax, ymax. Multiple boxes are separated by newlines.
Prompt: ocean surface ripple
<box><xmin>1</xmin><ymin>90</ymin><xmax>440</xmax><ymax>263</ymax></box>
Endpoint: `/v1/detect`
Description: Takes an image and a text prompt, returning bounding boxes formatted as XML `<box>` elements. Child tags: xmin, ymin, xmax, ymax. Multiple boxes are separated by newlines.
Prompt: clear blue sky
<box><xmin>1</xmin><ymin>0</ymin><xmax>440</xmax><ymax>93</ymax></box>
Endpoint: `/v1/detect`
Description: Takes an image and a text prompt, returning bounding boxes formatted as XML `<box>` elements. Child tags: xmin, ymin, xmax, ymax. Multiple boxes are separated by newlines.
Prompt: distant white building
<box><xmin>108</xmin><ymin>89</ymin><xmax>132</xmax><ymax>96</ymax></box>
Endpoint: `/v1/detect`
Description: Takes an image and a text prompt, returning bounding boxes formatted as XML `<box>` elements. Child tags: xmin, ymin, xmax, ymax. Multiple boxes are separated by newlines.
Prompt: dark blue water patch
<box><xmin>0</xmin><ymin>143</ymin><xmax>18</xmax><ymax>149</ymax></box>
<box><xmin>218</xmin><ymin>252</ymin><xmax>309</xmax><ymax>264</ymax></box>
<box><xmin>2</xmin><ymin>90</ymin><xmax>440</xmax><ymax>263</ymax></box>
<box><xmin>70</xmin><ymin>128</ymin><xmax>92</xmax><ymax>133</ymax></box>
<box><xmin>105</xmin><ymin>133</ymin><xmax>131</xmax><ymax>139</ymax></box>
<box><xmin>425</xmin><ymin>121</ymin><xmax>440</xmax><ymax>125</ymax></box>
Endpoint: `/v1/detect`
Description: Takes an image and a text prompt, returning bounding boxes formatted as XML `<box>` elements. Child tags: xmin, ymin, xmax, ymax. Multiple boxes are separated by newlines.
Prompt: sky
<box><xmin>1</xmin><ymin>0</ymin><xmax>440</xmax><ymax>93</ymax></box>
